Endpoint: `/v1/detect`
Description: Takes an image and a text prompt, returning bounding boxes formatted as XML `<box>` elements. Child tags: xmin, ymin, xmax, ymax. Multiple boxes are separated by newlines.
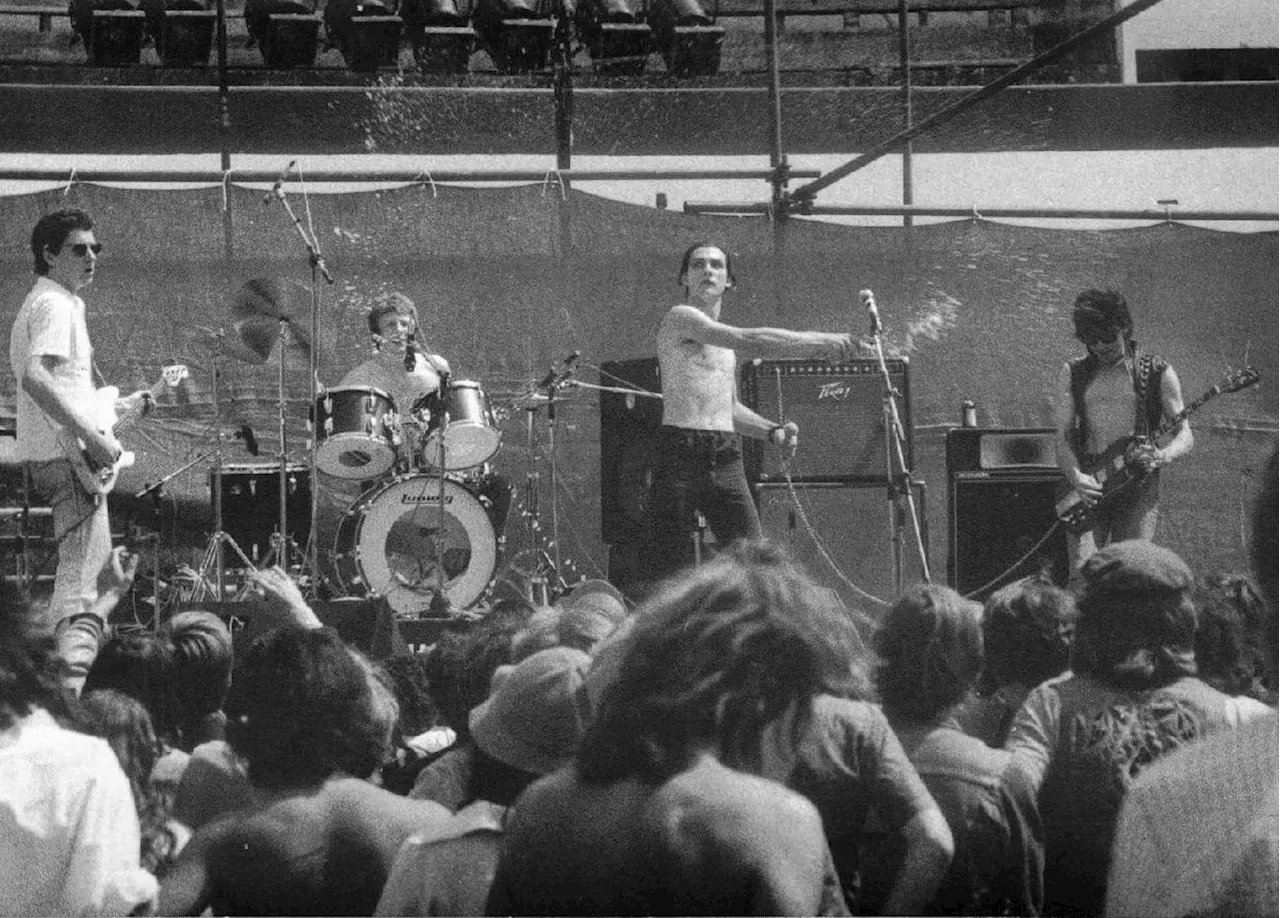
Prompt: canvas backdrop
<box><xmin>1</xmin><ymin>182</ymin><xmax>1274</xmax><ymax>607</ymax></box>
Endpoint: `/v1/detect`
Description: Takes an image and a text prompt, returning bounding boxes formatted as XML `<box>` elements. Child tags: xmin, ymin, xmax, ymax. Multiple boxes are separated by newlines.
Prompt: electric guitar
<box><xmin>1054</xmin><ymin>366</ymin><xmax>1259</xmax><ymax>534</ymax></box>
<box><xmin>58</xmin><ymin>364</ymin><xmax>189</xmax><ymax>497</ymax></box>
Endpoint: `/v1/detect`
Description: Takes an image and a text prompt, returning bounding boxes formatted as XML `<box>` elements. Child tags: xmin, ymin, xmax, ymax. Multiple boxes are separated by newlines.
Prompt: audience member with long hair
<box><xmin>1007</xmin><ymin>539</ymin><xmax>1238</xmax><ymax>915</ymax></box>
<box><xmin>158</xmin><ymin>627</ymin><xmax>451</xmax><ymax>916</ymax></box>
<box><xmin>1106</xmin><ymin>442</ymin><xmax>1279</xmax><ymax>918</ymax></box>
<box><xmin>75</xmin><ymin>688</ymin><xmax>189</xmax><ymax>877</ymax></box>
<box><xmin>956</xmin><ymin>576</ymin><xmax>1077</xmax><ymax>748</ymax></box>
<box><xmin>486</xmin><ymin>541</ymin><xmax>868</xmax><ymax>915</ymax></box>
<box><xmin>871</xmin><ymin>583</ymin><xmax>1042</xmax><ymax>915</ymax></box>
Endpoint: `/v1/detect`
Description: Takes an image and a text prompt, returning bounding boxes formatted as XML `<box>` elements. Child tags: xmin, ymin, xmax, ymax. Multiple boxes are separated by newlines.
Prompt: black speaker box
<box><xmin>946</xmin><ymin>428</ymin><xmax>1069</xmax><ymax>600</ymax></box>
<box><xmin>742</xmin><ymin>359</ymin><xmax>912</xmax><ymax>483</ymax></box>
<box><xmin>598</xmin><ymin>357</ymin><xmax>662</xmax><ymax>545</ymax></box>
<box><xmin>756</xmin><ymin>482</ymin><xmax>927</xmax><ymax>613</ymax></box>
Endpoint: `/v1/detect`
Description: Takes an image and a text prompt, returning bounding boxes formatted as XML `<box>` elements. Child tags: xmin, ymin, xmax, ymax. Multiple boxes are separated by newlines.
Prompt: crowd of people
<box><xmin>1</xmin><ymin>449</ymin><xmax>1276</xmax><ymax>915</ymax></box>
<box><xmin>3</xmin><ymin>213</ymin><xmax>1276</xmax><ymax>916</ymax></box>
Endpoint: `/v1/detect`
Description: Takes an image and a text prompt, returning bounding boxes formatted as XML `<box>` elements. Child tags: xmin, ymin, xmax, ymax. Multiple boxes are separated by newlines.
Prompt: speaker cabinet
<box><xmin>599</xmin><ymin>357</ymin><xmax>662</xmax><ymax>545</ymax></box>
<box><xmin>947</xmin><ymin>428</ymin><xmax>1069</xmax><ymax>600</ymax></box>
<box><xmin>742</xmin><ymin>359</ymin><xmax>912</xmax><ymax>483</ymax></box>
<box><xmin>756</xmin><ymin>482</ymin><xmax>927</xmax><ymax>612</ymax></box>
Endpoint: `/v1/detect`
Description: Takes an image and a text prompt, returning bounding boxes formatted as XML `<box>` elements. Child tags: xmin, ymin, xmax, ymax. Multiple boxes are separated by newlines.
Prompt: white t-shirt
<box><xmin>337</xmin><ymin>350</ymin><xmax>449</xmax><ymax>419</ymax></box>
<box><xmin>0</xmin><ymin>708</ymin><xmax>157</xmax><ymax>916</ymax></box>
<box><xmin>9</xmin><ymin>277</ymin><xmax>96</xmax><ymax>463</ymax></box>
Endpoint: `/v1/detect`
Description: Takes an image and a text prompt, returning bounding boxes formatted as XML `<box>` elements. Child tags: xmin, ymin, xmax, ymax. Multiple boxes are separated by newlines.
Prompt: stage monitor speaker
<box><xmin>742</xmin><ymin>358</ymin><xmax>912</xmax><ymax>484</ymax></box>
<box><xmin>599</xmin><ymin>357</ymin><xmax>662</xmax><ymax>545</ymax></box>
<box><xmin>756</xmin><ymin>482</ymin><xmax>927</xmax><ymax>614</ymax></box>
<box><xmin>946</xmin><ymin>428</ymin><xmax>1068</xmax><ymax>600</ymax></box>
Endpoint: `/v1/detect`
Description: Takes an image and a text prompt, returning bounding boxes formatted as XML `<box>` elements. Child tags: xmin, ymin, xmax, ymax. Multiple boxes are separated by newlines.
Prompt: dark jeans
<box><xmin>643</xmin><ymin>427</ymin><xmax>761</xmax><ymax>585</ymax></box>
<box><xmin>1066</xmin><ymin>467</ymin><xmax>1161</xmax><ymax>585</ymax></box>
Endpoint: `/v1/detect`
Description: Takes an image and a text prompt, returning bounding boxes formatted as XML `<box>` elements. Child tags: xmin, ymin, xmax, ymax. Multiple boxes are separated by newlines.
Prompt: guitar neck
<box><xmin>112</xmin><ymin>376</ymin><xmax>169</xmax><ymax>434</ymax></box>
<box><xmin>1148</xmin><ymin>389</ymin><xmax>1215</xmax><ymax>443</ymax></box>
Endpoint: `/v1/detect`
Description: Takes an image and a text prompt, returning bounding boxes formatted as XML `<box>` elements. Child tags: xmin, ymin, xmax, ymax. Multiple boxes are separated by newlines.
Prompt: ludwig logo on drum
<box><xmin>399</xmin><ymin>493</ymin><xmax>453</xmax><ymax>504</ymax></box>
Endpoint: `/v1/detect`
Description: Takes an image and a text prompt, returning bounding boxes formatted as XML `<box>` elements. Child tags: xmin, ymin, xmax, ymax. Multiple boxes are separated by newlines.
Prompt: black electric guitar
<box><xmin>1054</xmin><ymin>366</ymin><xmax>1259</xmax><ymax>534</ymax></box>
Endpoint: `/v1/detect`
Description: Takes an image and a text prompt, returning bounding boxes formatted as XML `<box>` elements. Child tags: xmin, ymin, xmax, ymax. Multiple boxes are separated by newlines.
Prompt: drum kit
<box><xmin>171</xmin><ymin>278</ymin><xmax>568</xmax><ymax>618</ymax></box>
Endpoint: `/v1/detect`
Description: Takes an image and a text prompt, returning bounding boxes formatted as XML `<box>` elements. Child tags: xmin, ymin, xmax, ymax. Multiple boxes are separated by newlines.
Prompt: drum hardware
<box><xmin>181</xmin><ymin>344</ymin><xmax>264</xmax><ymax>602</ymax></box>
<box><xmin>509</xmin><ymin>353</ymin><xmax>581</xmax><ymax>602</ymax></box>
<box><xmin>257</xmin><ymin>167</ymin><xmax>334</xmax><ymax>596</ymax></box>
<box><xmin>227</xmin><ymin>286</ymin><xmax>312</xmax><ymax>573</ymax></box>
<box><xmin>332</xmin><ymin>474</ymin><xmax>497</xmax><ymax>615</ymax></box>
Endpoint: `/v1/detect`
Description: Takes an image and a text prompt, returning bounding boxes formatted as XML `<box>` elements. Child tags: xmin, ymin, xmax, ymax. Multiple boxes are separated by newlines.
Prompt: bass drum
<box><xmin>332</xmin><ymin>475</ymin><xmax>496</xmax><ymax>613</ymax></box>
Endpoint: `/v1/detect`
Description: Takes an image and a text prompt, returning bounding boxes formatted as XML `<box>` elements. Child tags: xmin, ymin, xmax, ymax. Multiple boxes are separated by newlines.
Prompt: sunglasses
<box><xmin>67</xmin><ymin>242</ymin><xmax>103</xmax><ymax>257</ymax></box>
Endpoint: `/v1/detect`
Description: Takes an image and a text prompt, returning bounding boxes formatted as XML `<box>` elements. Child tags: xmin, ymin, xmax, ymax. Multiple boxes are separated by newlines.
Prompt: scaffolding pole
<box><xmin>0</xmin><ymin>167</ymin><xmax>822</xmax><ymax>185</ymax></box>
<box><xmin>787</xmin><ymin>0</ymin><xmax>1173</xmax><ymax>206</ymax></box>
<box><xmin>682</xmin><ymin>202</ymin><xmax>1279</xmax><ymax>222</ymax></box>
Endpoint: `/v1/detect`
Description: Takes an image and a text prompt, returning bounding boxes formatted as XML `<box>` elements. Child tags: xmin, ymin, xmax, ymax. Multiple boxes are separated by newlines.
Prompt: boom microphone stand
<box><xmin>861</xmin><ymin>289</ymin><xmax>930</xmax><ymax>593</ymax></box>
<box><xmin>263</xmin><ymin>161</ymin><xmax>332</xmax><ymax>590</ymax></box>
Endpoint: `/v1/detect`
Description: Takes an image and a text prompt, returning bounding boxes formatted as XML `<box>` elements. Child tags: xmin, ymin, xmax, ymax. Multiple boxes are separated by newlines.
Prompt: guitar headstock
<box><xmin>162</xmin><ymin>365</ymin><xmax>190</xmax><ymax>388</ymax></box>
<box><xmin>1216</xmin><ymin>366</ymin><xmax>1260</xmax><ymax>396</ymax></box>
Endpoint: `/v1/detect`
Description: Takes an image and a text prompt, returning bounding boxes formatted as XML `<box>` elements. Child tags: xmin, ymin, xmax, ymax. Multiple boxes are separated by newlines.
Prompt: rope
<box><xmin>220</xmin><ymin>170</ymin><xmax>231</xmax><ymax>212</ymax></box>
<box><xmin>542</xmin><ymin>171</ymin><xmax>567</xmax><ymax>200</ymax></box>
<box><xmin>62</xmin><ymin>168</ymin><xmax>77</xmax><ymax>195</ymax></box>
<box><xmin>414</xmin><ymin>171</ymin><xmax>438</xmax><ymax>198</ymax></box>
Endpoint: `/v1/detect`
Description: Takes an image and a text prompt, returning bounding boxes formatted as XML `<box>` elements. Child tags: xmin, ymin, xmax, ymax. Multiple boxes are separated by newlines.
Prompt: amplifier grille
<box><xmin>742</xmin><ymin>358</ymin><xmax>912</xmax><ymax>483</ymax></box>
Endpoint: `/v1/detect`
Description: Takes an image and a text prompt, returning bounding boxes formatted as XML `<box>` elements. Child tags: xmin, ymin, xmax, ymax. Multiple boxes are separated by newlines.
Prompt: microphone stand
<box><xmin>264</xmin><ymin>173</ymin><xmax>332</xmax><ymax>593</ymax></box>
<box><xmin>428</xmin><ymin>383</ymin><xmax>452</xmax><ymax>619</ymax></box>
<box><xmin>867</xmin><ymin>307</ymin><xmax>930</xmax><ymax>593</ymax></box>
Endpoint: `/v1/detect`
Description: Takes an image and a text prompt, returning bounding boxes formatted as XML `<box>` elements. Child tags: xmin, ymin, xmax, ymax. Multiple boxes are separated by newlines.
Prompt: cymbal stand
<box><xmin>868</xmin><ymin>306</ymin><xmax>930</xmax><ymax>593</ymax></box>
<box><xmin>264</xmin><ymin>169</ymin><xmax>332</xmax><ymax>593</ymax></box>
<box><xmin>190</xmin><ymin>348</ymin><xmax>257</xmax><ymax>601</ymax></box>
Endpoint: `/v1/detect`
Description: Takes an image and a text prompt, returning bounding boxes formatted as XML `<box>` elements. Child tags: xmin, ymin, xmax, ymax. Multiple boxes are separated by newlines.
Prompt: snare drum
<box><xmin>332</xmin><ymin>474</ymin><xmax>497</xmax><ymax>613</ymax></box>
<box><xmin>313</xmin><ymin>386</ymin><xmax>399</xmax><ymax>480</ymax></box>
<box><xmin>420</xmin><ymin>380</ymin><xmax>501</xmax><ymax>471</ymax></box>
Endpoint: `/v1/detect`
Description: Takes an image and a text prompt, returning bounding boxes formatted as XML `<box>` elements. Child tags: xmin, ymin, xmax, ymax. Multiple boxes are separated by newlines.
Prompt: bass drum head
<box><xmin>333</xmin><ymin>475</ymin><xmax>496</xmax><ymax>613</ymax></box>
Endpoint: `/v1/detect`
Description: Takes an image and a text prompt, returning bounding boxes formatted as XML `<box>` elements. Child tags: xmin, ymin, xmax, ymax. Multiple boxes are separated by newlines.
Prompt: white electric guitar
<box><xmin>59</xmin><ymin>364</ymin><xmax>189</xmax><ymax>497</ymax></box>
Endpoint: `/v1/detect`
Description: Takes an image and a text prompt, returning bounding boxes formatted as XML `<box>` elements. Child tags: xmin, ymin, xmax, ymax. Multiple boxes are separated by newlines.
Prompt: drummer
<box><xmin>339</xmin><ymin>293</ymin><xmax>449</xmax><ymax>417</ymax></box>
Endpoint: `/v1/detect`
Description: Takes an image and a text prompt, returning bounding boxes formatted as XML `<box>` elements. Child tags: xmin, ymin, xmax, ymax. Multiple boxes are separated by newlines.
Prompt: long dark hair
<box><xmin>579</xmin><ymin>541</ymin><xmax>867</xmax><ymax>784</ymax></box>
<box><xmin>0</xmin><ymin>581</ymin><xmax>63</xmax><ymax>728</ymax></box>
<box><xmin>74</xmin><ymin>689</ymin><xmax>180</xmax><ymax>875</ymax></box>
<box><xmin>875</xmin><ymin>583</ymin><xmax>984</xmax><ymax>724</ymax></box>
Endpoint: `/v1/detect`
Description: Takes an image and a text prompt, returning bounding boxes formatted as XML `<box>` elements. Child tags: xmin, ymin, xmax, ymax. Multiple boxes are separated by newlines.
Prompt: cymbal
<box><xmin>185</xmin><ymin>324</ymin><xmax>270</xmax><ymax>366</ymax></box>
<box><xmin>232</xmin><ymin>277</ymin><xmax>313</xmax><ymax>328</ymax></box>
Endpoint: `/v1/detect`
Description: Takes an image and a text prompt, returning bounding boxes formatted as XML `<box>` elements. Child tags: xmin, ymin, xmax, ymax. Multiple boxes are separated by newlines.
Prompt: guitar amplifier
<box><xmin>742</xmin><ymin>359</ymin><xmax>912</xmax><ymax>484</ymax></box>
<box><xmin>946</xmin><ymin>427</ymin><xmax>1068</xmax><ymax>599</ymax></box>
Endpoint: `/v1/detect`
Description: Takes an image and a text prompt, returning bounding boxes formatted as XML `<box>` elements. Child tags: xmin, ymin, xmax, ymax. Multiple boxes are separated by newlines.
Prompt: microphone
<box><xmin>404</xmin><ymin>333</ymin><xmax>417</xmax><ymax>374</ymax></box>
<box><xmin>860</xmin><ymin>289</ymin><xmax>881</xmax><ymax>336</ymax></box>
<box><xmin>263</xmin><ymin>159</ymin><xmax>297</xmax><ymax>205</ymax></box>
<box><xmin>537</xmin><ymin>350</ymin><xmax>582</xmax><ymax>389</ymax></box>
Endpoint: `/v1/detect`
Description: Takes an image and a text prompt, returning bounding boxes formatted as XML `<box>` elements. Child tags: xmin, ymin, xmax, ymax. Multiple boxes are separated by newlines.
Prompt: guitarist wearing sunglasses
<box><xmin>9</xmin><ymin>209</ymin><xmax>152</xmax><ymax>693</ymax></box>
<box><xmin>1053</xmin><ymin>288</ymin><xmax>1194</xmax><ymax>579</ymax></box>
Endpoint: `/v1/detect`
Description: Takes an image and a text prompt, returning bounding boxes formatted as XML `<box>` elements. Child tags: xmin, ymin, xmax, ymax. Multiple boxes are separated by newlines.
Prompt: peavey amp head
<box><xmin>741</xmin><ymin>358</ymin><xmax>912</xmax><ymax>484</ymax></box>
